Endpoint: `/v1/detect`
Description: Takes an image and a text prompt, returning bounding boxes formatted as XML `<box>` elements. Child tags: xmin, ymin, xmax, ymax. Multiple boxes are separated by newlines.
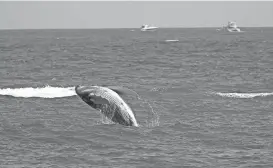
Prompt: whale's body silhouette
<box><xmin>75</xmin><ymin>85</ymin><xmax>139</xmax><ymax>127</ymax></box>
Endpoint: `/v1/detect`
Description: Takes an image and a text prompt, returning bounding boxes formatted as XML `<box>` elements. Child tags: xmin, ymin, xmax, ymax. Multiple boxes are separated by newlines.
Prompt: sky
<box><xmin>0</xmin><ymin>1</ymin><xmax>273</xmax><ymax>29</ymax></box>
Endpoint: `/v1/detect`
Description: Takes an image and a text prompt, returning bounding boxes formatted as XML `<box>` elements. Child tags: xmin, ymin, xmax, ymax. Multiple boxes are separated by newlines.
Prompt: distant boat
<box><xmin>140</xmin><ymin>24</ymin><xmax>158</xmax><ymax>31</ymax></box>
<box><xmin>220</xmin><ymin>21</ymin><xmax>241</xmax><ymax>32</ymax></box>
<box><xmin>226</xmin><ymin>21</ymin><xmax>241</xmax><ymax>32</ymax></box>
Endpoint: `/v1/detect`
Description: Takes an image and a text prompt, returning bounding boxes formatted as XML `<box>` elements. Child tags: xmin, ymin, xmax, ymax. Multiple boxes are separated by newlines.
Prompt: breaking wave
<box><xmin>213</xmin><ymin>92</ymin><xmax>273</xmax><ymax>98</ymax></box>
<box><xmin>0</xmin><ymin>86</ymin><xmax>76</xmax><ymax>98</ymax></box>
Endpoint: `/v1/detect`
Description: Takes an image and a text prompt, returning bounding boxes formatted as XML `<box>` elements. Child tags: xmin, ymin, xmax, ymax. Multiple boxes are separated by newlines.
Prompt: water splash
<box><xmin>213</xmin><ymin>92</ymin><xmax>273</xmax><ymax>98</ymax></box>
<box><xmin>100</xmin><ymin>113</ymin><xmax>115</xmax><ymax>125</ymax></box>
<box><xmin>0</xmin><ymin>86</ymin><xmax>76</xmax><ymax>98</ymax></box>
<box><xmin>118</xmin><ymin>86</ymin><xmax>160</xmax><ymax>127</ymax></box>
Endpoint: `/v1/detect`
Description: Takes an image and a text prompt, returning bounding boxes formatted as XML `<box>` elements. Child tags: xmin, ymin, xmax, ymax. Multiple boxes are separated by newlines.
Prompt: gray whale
<box><xmin>75</xmin><ymin>85</ymin><xmax>139</xmax><ymax>127</ymax></box>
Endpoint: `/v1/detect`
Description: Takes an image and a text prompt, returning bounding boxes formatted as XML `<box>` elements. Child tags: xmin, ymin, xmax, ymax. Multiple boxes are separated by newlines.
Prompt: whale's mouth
<box><xmin>75</xmin><ymin>85</ymin><xmax>97</xmax><ymax>107</ymax></box>
<box><xmin>75</xmin><ymin>85</ymin><xmax>92</xmax><ymax>97</ymax></box>
<box><xmin>75</xmin><ymin>85</ymin><xmax>91</xmax><ymax>102</ymax></box>
<box><xmin>75</xmin><ymin>85</ymin><xmax>84</xmax><ymax>96</ymax></box>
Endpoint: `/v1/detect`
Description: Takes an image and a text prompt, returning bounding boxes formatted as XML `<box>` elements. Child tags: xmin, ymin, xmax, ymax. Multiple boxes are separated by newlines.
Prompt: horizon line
<box><xmin>0</xmin><ymin>26</ymin><xmax>273</xmax><ymax>31</ymax></box>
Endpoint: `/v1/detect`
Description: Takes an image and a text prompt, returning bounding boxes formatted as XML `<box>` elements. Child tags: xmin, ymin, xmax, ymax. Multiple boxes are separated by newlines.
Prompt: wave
<box><xmin>0</xmin><ymin>86</ymin><xmax>76</xmax><ymax>98</ymax></box>
<box><xmin>213</xmin><ymin>92</ymin><xmax>273</xmax><ymax>98</ymax></box>
<box><xmin>165</xmin><ymin>39</ymin><xmax>179</xmax><ymax>42</ymax></box>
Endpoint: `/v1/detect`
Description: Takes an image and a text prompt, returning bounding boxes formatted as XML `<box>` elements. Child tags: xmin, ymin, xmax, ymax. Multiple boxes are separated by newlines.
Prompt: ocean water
<box><xmin>0</xmin><ymin>28</ymin><xmax>273</xmax><ymax>167</ymax></box>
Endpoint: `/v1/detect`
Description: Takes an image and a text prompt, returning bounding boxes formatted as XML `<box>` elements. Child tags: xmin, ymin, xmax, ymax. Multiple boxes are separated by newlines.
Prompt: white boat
<box><xmin>140</xmin><ymin>24</ymin><xmax>158</xmax><ymax>31</ymax></box>
<box><xmin>226</xmin><ymin>21</ymin><xmax>241</xmax><ymax>32</ymax></box>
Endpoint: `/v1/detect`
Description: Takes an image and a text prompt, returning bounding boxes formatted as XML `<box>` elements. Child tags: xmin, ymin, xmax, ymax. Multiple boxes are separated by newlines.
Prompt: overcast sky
<box><xmin>0</xmin><ymin>1</ymin><xmax>272</xmax><ymax>29</ymax></box>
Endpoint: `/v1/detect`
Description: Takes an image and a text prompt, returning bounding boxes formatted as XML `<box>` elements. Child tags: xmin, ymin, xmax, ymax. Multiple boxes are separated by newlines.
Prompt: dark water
<box><xmin>0</xmin><ymin>28</ymin><xmax>273</xmax><ymax>167</ymax></box>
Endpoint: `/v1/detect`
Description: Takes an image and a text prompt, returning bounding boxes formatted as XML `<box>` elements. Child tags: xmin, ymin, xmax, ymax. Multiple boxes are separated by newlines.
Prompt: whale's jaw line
<box><xmin>75</xmin><ymin>85</ymin><xmax>96</xmax><ymax>97</ymax></box>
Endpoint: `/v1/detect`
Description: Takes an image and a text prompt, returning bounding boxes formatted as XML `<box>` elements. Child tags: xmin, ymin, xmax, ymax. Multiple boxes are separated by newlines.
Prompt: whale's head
<box><xmin>75</xmin><ymin>85</ymin><xmax>91</xmax><ymax>100</ymax></box>
<box><xmin>75</xmin><ymin>85</ymin><xmax>102</xmax><ymax>108</ymax></box>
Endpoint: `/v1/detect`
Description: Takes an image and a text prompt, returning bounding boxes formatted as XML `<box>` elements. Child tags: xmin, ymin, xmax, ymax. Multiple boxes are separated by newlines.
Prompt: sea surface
<box><xmin>0</xmin><ymin>28</ymin><xmax>273</xmax><ymax>168</ymax></box>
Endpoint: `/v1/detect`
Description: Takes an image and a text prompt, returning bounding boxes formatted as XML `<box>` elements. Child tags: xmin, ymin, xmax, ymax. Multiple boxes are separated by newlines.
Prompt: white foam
<box><xmin>0</xmin><ymin>86</ymin><xmax>76</xmax><ymax>98</ymax></box>
<box><xmin>214</xmin><ymin>92</ymin><xmax>273</xmax><ymax>98</ymax></box>
<box><xmin>165</xmin><ymin>39</ymin><xmax>179</xmax><ymax>42</ymax></box>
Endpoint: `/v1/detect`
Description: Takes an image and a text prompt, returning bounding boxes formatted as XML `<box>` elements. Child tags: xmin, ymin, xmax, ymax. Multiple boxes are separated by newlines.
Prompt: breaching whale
<box><xmin>75</xmin><ymin>85</ymin><xmax>139</xmax><ymax>127</ymax></box>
